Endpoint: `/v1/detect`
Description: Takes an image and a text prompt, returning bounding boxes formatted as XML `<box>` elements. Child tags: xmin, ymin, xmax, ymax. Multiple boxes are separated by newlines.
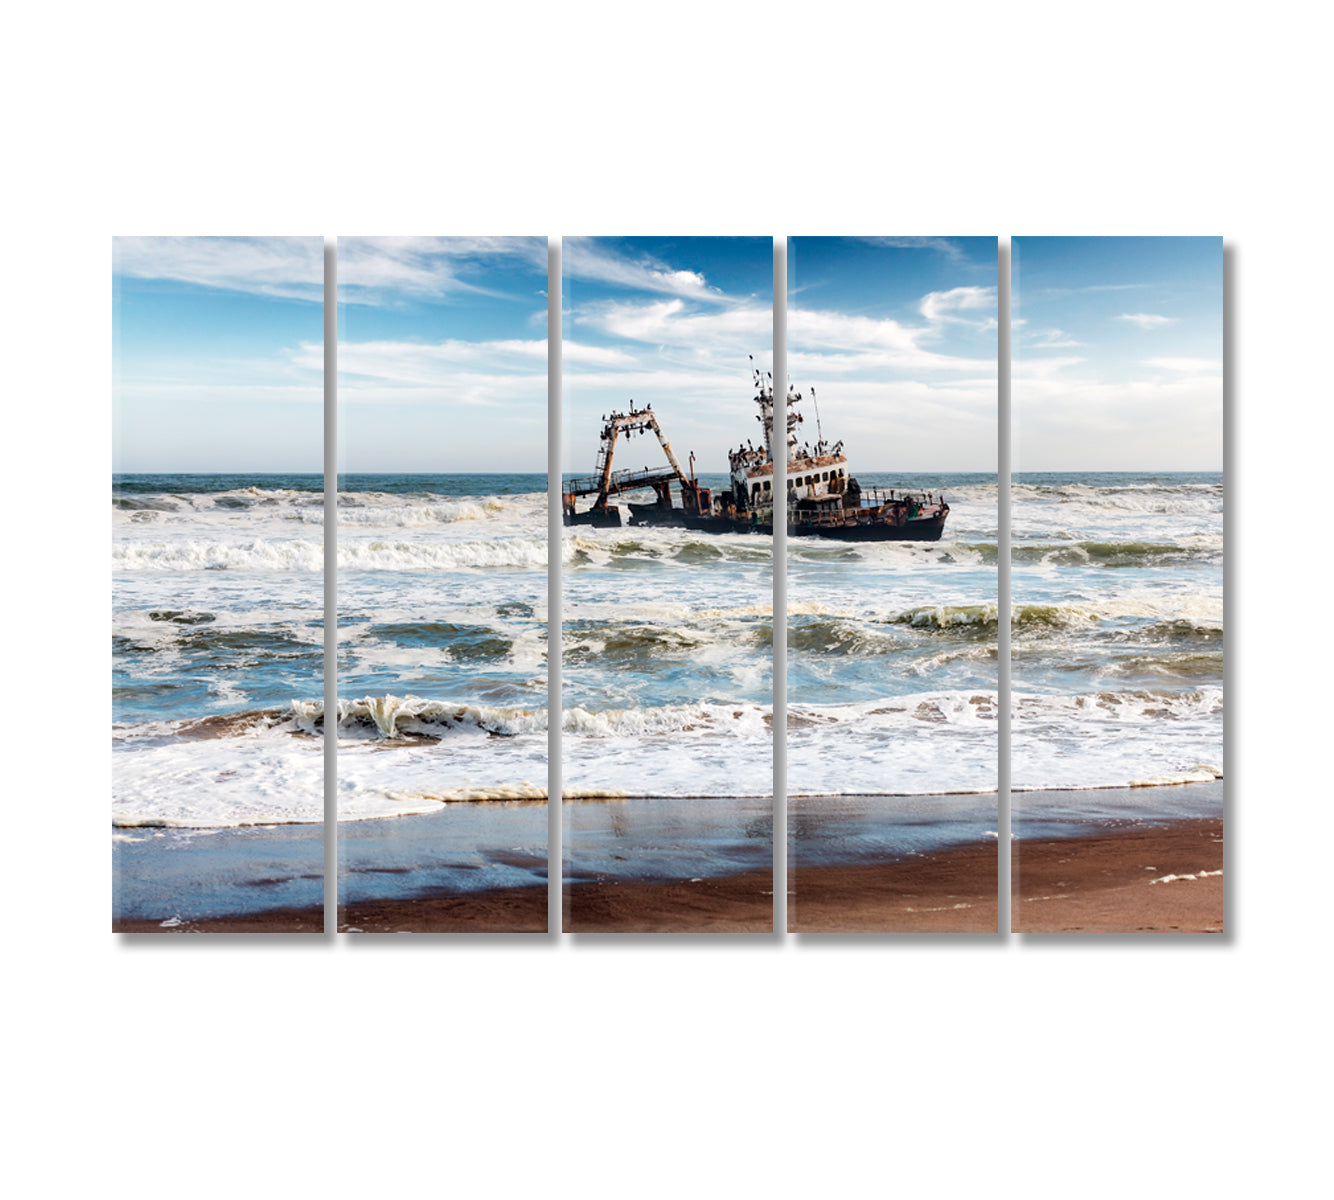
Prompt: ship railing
<box><xmin>564</xmin><ymin>466</ymin><xmax>685</xmax><ymax>498</ymax></box>
<box><xmin>787</xmin><ymin>503</ymin><xmax>855</xmax><ymax>528</ymax></box>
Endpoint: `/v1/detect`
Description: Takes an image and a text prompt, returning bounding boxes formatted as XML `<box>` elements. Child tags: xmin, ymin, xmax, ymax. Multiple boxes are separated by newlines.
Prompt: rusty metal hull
<box><xmin>669</xmin><ymin>511</ymin><xmax>948</xmax><ymax>541</ymax></box>
<box><xmin>565</xmin><ymin>506</ymin><xmax>622</xmax><ymax>528</ymax></box>
<box><xmin>788</xmin><ymin>512</ymin><xmax>948</xmax><ymax>541</ymax></box>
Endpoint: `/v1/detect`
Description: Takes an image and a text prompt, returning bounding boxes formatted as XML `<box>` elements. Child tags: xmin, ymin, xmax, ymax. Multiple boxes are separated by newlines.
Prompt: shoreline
<box><xmin>113</xmin><ymin>813</ymin><xmax>1223</xmax><ymax>935</ymax></box>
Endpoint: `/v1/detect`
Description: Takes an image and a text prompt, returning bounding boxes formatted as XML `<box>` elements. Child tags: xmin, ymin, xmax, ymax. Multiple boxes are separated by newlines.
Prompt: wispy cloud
<box><xmin>919</xmin><ymin>285</ymin><xmax>996</xmax><ymax>327</ymax></box>
<box><xmin>1144</xmin><ymin>357</ymin><xmax>1222</xmax><ymax>375</ymax></box>
<box><xmin>562</xmin><ymin>238</ymin><xmax>730</xmax><ymax>302</ymax></box>
<box><xmin>788</xmin><ymin>282</ymin><xmax>996</xmax><ymax>374</ymax></box>
<box><xmin>574</xmin><ymin>296</ymin><xmax>771</xmax><ymax>350</ymax></box>
<box><xmin>1028</xmin><ymin>327</ymin><xmax>1084</xmax><ymax>349</ymax></box>
<box><xmin>861</xmin><ymin>236</ymin><xmax>968</xmax><ymax>263</ymax></box>
<box><xmin>113</xmin><ymin>235</ymin><xmax>551</xmax><ymax>307</ymax></box>
<box><xmin>1117</xmin><ymin>312</ymin><xmax>1176</xmax><ymax>330</ymax></box>
<box><xmin>1013</xmin><ymin>355</ymin><xmax>1088</xmax><ymax>381</ymax></box>
<box><xmin>338</xmin><ymin>237</ymin><xmax>546</xmax><ymax>305</ymax></box>
<box><xmin>1039</xmin><ymin>283</ymin><xmax>1144</xmax><ymax>297</ymax></box>
<box><xmin>322</xmin><ymin>334</ymin><xmax>627</xmax><ymax>388</ymax></box>
<box><xmin>328</xmin><ymin>337</ymin><xmax>545</xmax><ymax>385</ymax></box>
<box><xmin>790</xmin><ymin>306</ymin><xmax>990</xmax><ymax>373</ymax></box>
<box><xmin>114</xmin><ymin>236</ymin><xmax>324</xmax><ymax>302</ymax></box>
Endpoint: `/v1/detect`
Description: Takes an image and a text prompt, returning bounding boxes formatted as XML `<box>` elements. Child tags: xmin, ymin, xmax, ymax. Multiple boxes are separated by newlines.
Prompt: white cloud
<box><xmin>1117</xmin><ymin>312</ymin><xmax>1176</xmax><ymax>330</ymax></box>
<box><xmin>562</xmin><ymin>238</ymin><xmax>729</xmax><ymax>302</ymax></box>
<box><xmin>113</xmin><ymin>235</ymin><xmax>551</xmax><ymax>307</ymax></box>
<box><xmin>561</xmin><ymin>246</ymin><xmax>999</xmax><ymax>471</ymax></box>
<box><xmin>114</xmin><ymin>236</ymin><xmax>323</xmax><ymax>302</ymax></box>
<box><xmin>919</xmin><ymin>285</ymin><xmax>996</xmax><ymax>326</ymax></box>
<box><xmin>789</xmin><ymin>293</ymin><xmax>995</xmax><ymax>374</ymax></box>
<box><xmin>329</xmin><ymin>337</ymin><xmax>546</xmax><ymax>387</ymax></box>
<box><xmin>1012</xmin><ymin>356</ymin><xmax>1088</xmax><ymax>381</ymax></box>
<box><xmin>117</xmin><ymin>381</ymin><xmax>322</xmax><ymax>405</ymax></box>
<box><xmin>1028</xmin><ymin>327</ymin><xmax>1084</xmax><ymax>348</ymax></box>
<box><xmin>1014</xmin><ymin>354</ymin><xmax>1221</xmax><ymax>469</ymax></box>
<box><xmin>337</xmin><ymin>236</ymin><xmax>546</xmax><ymax>304</ymax></box>
<box><xmin>575</xmin><ymin>297</ymin><xmax>771</xmax><ymax>349</ymax></box>
<box><xmin>1144</xmin><ymin>357</ymin><xmax>1222</xmax><ymax>375</ymax></box>
<box><xmin>860</xmin><ymin>236</ymin><xmax>967</xmax><ymax>263</ymax></box>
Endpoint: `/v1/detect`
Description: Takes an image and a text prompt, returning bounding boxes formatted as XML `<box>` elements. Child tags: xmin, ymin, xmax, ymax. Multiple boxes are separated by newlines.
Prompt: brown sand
<box><xmin>113</xmin><ymin>884</ymin><xmax>548</xmax><ymax>934</ymax></box>
<box><xmin>563</xmin><ymin>874</ymin><xmax>774</xmax><ymax>933</ymax></box>
<box><xmin>789</xmin><ymin>842</ymin><xmax>1000</xmax><ymax>933</ymax></box>
<box><xmin>788</xmin><ymin>818</ymin><xmax>1223</xmax><ymax>933</ymax></box>
<box><xmin>1014</xmin><ymin>818</ymin><xmax>1223</xmax><ymax>933</ymax></box>
<box><xmin>113</xmin><ymin>821</ymin><xmax>1223</xmax><ymax>934</ymax></box>
<box><xmin>114</xmin><ymin>906</ymin><xmax>327</xmax><ymax>934</ymax></box>
<box><xmin>339</xmin><ymin>885</ymin><xmax>547</xmax><ymax>933</ymax></box>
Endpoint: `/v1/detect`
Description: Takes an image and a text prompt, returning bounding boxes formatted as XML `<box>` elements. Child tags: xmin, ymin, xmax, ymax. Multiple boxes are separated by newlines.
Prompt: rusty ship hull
<box><xmin>632</xmin><ymin>506</ymin><xmax>948</xmax><ymax>541</ymax></box>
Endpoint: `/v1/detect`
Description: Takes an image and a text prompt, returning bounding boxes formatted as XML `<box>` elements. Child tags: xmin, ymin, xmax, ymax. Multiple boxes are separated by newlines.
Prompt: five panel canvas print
<box><xmin>112</xmin><ymin>235</ymin><xmax>1224</xmax><ymax>935</ymax></box>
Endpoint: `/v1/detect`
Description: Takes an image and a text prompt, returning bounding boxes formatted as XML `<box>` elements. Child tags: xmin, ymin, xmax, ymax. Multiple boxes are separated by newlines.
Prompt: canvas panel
<box><xmin>1010</xmin><ymin>236</ymin><xmax>1224</xmax><ymax>933</ymax></box>
<box><xmin>785</xmin><ymin>236</ymin><xmax>1000</xmax><ymax>933</ymax></box>
<box><xmin>112</xmin><ymin>236</ymin><xmax>326</xmax><ymax>932</ymax></box>
<box><xmin>560</xmin><ymin>237</ymin><xmax>775</xmax><ymax>933</ymax></box>
<box><xmin>335</xmin><ymin>237</ymin><xmax>549</xmax><ymax>932</ymax></box>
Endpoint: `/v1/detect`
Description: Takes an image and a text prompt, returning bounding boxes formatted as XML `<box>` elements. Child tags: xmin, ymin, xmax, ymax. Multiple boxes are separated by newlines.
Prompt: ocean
<box><xmin>788</xmin><ymin>471</ymin><xmax>999</xmax><ymax>799</ymax></box>
<box><xmin>112</xmin><ymin>474</ymin><xmax>326</xmax><ymax>920</ymax></box>
<box><xmin>561</xmin><ymin>471</ymin><xmax>773</xmax><ymax>799</ymax></box>
<box><xmin>112</xmin><ymin>474</ymin><xmax>326</xmax><ymax>829</ymax></box>
<box><xmin>332</xmin><ymin>473</ymin><xmax>549</xmax><ymax>820</ymax></box>
<box><xmin>112</xmin><ymin>469</ymin><xmax>1223</xmax><ymax>916</ymax></box>
<box><xmin>1010</xmin><ymin>471</ymin><xmax>1224</xmax><ymax>830</ymax></box>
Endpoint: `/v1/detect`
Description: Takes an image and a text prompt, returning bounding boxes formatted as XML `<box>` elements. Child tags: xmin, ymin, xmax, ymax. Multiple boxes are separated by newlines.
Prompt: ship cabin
<box><xmin>786</xmin><ymin>458</ymin><xmax>849</xmax><ymax>501</ymax></box>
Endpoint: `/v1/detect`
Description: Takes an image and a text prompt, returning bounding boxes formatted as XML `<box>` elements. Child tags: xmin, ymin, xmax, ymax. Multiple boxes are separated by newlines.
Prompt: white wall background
<box><xmin>5</xmin><ymin>4</ymin><xmax>1323</xmax><ymax>1197</ymax></box>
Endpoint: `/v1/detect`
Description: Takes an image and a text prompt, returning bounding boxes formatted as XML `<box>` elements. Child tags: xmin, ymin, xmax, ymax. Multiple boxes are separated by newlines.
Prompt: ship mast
<box><xmin>750</xmin><ymin>356</ymin><xmax>775</xmax><ymax>462</ymax></box>
<box><xmin>786</xmin><ymin>382</ymin><xmax>804</xmax><ymax>460</ymax></box>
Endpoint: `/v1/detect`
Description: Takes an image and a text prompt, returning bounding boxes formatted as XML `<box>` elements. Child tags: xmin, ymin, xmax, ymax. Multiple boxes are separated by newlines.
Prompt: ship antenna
<box><xmin>812</xmin><ymin>385</ymin><xmax>823</xmax><ymax>449</ymax></box>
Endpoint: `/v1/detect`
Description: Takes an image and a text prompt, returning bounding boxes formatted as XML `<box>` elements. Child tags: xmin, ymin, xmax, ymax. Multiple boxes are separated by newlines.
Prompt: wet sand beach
<box><xmin>114</xmin><ymin>907</ymin><xmax>326</xmax><ymax>934</ymax></box>
<box><xmin>563</xmin><ymin>794</ymin><xmax>774</xmax><ymax>932</ymax></box>
<box><xmin>340</xmin><ymin>886</ymin><xmax>547</xmax><ymax>932</ymax></box>
<box><xmin>789</xmin><ymin>843</ymin><xmax>999</xmax><ymax>932</ymax></box>
<box><xmin>1014</xmin><ymin>818</ymin><xmax>1223</xmax><ymax>933</ymax></box>
<box><xmin>113</xmin><ymin>809</ymin><xmax>1222</xmax><ymax>934</ymax></box>
<box><xmin>788</xmin><ymin>791</ymin><xmax>999</xmax><ymax>932</ymax></box>
<box><xmin>114</xmin><ymin>884</ymin><xmax>550</xmax><ymax>933</ymax></box>
<box><xmin>563</xmin><ymin>873</ymin><xmax>773</xmax><ymax>932</ymax></box>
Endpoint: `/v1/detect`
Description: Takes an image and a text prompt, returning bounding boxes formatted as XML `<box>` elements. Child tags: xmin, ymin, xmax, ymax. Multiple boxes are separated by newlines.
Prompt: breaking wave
<box><xmin>1011</xmin><ymin>481</ymin><xmax>1223</xmax><ymax>514</ymax></box>
<box><xmin>114</xmin><ymin>539</ymin><xmax>324</xmax><ymax>572</ymax></box>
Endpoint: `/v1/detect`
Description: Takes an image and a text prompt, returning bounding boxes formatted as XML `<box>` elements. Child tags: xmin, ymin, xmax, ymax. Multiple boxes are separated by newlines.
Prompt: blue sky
<box><xmin>1013</xmin><ymin>236</ymin><xmax>1222</xmax><ymax>470</ymax></box>
<box><xmin>113</xmin><ymin>237</ymin><xmax>324</xmax><ymax>472</ymax></box>
<box><xmin>112</xmin><ymin>235</ymin><xmax>1219</xmax><ymax>475</ymax></box>
<box><xmin>336</xmin><ymin>237</ymin><xmax>548</xmax><ymax>472</ymax></box>
<box><xmin>788</xmin><ymin>237</ymin><xmax>998</xmax><ymax>471</ymax></box>
<box><xmin>113</xmin><ymin>236</ymin><xmax>556</xmax><ymax>473</ymax></box>
<box><xmin>562</xmin><ymin>236</ymin><xmax>773</xmax><ymax>474</ymax></box>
